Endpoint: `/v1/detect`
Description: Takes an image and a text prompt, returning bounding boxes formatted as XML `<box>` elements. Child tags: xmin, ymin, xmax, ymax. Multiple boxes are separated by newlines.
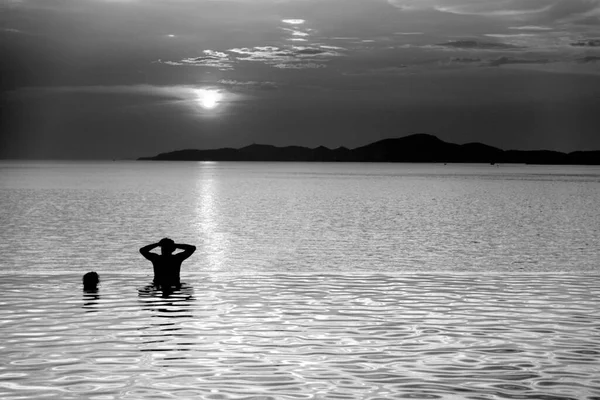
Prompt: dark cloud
<box><xmin>436</xmin><ymin>40</ymin><xmax>521</xmax><ymax>49</ymax></box>
<box><xmin>578</xmin><ymin>56</ymin><xmax>600</xmax><ymax>63</ymax></box>
<box><xmin>571</xmin><ymin>15</ymin><xmax>600</xmax><ymax>25</ymax></box>
<box><xmin>440</xmin><ymin>56</ymin><xmax>552</xmax><ymax>68</ymax></box>
<box><xmin>570</xmin><ymin>39</ymin><xmax>600</xmax><ymax>47</ymax></box>
<box><xmin>295</xmin><ymin>48</ymin><xmax>329</xmax><ymax>55</ymax></box>
<box><xmin>447</xmin><ymin>57</ymin><xmax>483</xmax><ymax>63</ymax></box>
<box><xmin>343</xmin><ymin>66</ymin><xmax>410</xmax><ymax>76</ymax></box>
<box><xmin>443</xmin><ymin>55</ymin><xmax>600</xmax><ymax>70</ymax></box>
<box><xmin>487</xmin><ymin>56</ymin><xmax>550</xmax><ymax>66</ymax></box>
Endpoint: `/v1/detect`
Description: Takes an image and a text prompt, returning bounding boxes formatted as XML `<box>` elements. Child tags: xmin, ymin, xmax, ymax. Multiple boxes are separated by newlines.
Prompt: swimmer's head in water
<box><xmin>83</xmin><ymin>271</ymin><xmax>99</xmax><ymax>290</ymax></box>
<box><xmin>159</xmin><ymin>238</ymin><xmax>175</xmax><ymax>255</ymax></box>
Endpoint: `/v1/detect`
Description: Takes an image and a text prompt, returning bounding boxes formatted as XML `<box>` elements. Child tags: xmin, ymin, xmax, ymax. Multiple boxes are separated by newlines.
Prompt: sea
<box><xmin>0</xmin><ymin>161</ymin><xmax>599</xmax><ymax>400</ymax></box>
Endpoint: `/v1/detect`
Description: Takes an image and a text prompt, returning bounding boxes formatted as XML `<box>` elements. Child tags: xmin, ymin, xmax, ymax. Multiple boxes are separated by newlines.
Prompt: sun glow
<box><xmin>196</xmin><ymin>89</ymin><xmax>222</xmax><ymax>109</ymax></box>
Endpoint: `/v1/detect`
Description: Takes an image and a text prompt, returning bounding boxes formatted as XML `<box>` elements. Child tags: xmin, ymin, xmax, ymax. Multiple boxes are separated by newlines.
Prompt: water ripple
<box><xmin>0</xmin><ymin>274</ymin><xmax>599</xmax><ymax>399</ymax></box>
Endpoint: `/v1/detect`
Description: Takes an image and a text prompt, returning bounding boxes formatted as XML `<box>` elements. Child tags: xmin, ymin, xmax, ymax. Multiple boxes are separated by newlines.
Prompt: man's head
<box><xmin>159</xmin><ymin>238</ymin><xmax>175</xmax><ymax>255</ymax></box>
<box><xmin>83</xmin><ymin>271</ymin><xmax>99</xmax><ymax>291</ymax></box>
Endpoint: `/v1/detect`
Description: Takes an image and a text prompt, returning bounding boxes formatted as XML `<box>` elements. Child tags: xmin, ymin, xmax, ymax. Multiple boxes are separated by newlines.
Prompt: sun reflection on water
<box><xmin>196</xmin><ymin>164</ymin><xmax>227</xmax><ymax>271</ymax></box>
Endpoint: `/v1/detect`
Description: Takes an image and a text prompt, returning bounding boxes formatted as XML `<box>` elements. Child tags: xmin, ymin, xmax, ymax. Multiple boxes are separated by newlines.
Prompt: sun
<box><xmin>195</xmin><ymin>89</ymin><xmax>222</xmax><ymax>109</ymax></box>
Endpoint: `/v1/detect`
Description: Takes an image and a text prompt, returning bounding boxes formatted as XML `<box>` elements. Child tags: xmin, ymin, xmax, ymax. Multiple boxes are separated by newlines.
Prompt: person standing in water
<box><xmin>140</xmin><ymin>238</ymin><xmax>196</xmax><ymax>288</ymax></box>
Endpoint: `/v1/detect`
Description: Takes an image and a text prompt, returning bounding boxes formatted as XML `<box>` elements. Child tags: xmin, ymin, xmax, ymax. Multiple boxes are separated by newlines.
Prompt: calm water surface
<box><xmin>1</xmin><ymin>161</ymin><xmax>599</xmax><ymax>274</ymax></box>
<box><xmin>1</xmin><ymin>162</ymin><xmax>599</xmax><ymax>399</ymax></box>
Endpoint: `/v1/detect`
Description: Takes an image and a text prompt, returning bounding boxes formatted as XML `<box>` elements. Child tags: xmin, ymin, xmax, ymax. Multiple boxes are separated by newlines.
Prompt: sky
<box><xmin>1</xmin><ymin>0</ymin><xmax>600</xmax><ymax>159</ymax></box>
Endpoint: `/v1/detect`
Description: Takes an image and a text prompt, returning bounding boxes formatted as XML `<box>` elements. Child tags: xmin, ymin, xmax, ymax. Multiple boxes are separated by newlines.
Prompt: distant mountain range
<box><xmin>138</xmin><ymin>133</ymin><xmax>600</xmax><ymax>165</ymax></box>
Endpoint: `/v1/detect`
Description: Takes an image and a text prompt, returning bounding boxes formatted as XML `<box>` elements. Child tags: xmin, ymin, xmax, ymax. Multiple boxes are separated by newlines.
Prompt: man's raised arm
<box><xmin>175</xmin><ymin>243</ymin><xmax>196</xmax><ymax>260</ymax></box>
<box><xmin>140</xmin><ymin>242</ymin><xmax>160</xmax><ymax>260</ymax></box>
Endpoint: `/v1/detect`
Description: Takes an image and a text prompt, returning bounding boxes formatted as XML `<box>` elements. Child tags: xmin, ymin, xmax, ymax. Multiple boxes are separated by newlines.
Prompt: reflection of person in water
<box><xmin>140</xmin><ymin>238</ymin><xmax>196</xmax><ymax>289</ymax></box>
<box><xmin>82</xmin><ymin>292</ymin><xmax>100</xmax><ymax>312</ymax></box>
<box><xmin>82</xmin><ymin>272</ymin><xmax>100</xmax><ymax>312</ymax></box>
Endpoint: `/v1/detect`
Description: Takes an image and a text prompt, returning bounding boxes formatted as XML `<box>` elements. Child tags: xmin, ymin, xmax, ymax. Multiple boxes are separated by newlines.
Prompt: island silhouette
<box><xmin>138</xmin><ymin>133</ymin><xmax>599</xmax><ymax>165</ymax></box>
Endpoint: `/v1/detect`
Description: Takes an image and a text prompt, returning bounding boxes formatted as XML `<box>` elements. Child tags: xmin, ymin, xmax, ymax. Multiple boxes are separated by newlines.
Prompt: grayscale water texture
<box><xmin>1</xmin><ymin>162</ymin><xmax>599</xmax><ymax>399</ymax></box>
<box><xmin>1</xmin><ymin>162</ymin><xmax>599</xmax><ymax>274</ymax></box>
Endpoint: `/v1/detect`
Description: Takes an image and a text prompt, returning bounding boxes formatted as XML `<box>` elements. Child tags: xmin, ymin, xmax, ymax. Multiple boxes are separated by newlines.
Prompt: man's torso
<box><xmin>149</xmin><ymin>254</ymin><xmax>184</xmax><ymax>286</ymax></box>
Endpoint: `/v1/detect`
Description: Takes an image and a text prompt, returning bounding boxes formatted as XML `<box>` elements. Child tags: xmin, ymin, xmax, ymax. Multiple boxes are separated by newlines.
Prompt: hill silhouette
<box><xmin>138</xmin><ymin>133</ymin><xmax>600</xmax><ymax>165</ymax></box>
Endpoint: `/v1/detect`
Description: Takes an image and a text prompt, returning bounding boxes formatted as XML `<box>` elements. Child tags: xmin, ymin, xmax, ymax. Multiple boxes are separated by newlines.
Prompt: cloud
<box><xmin>319</xmin><ymin>45</ymin><xmax>347</xmax><ymax>50</ymax></box>
<box><xmin>273</xmin><ymin>63</ymin><xmax>326</xmax><ymax>69</ymax></box>
<box><xmin>441</xmin><ymin>55</ymin><xmax>551</xmax><ymax>66</ymax></box>
<box><xmin>487</xmin><ymin>56</ymin><xmax>550</xmax><ymax>66</ymax></box>
<box><xmin>282</xmin><ymin>19</ymin><xmax>305</xmax><ymax>25</ymax></box>
<box><xmin>13</xmin><ymin>84</ymin><xmax>238</xmax><ymax>100</ymax></box>
<box><xmin>481</xmin><ymin>33</ymin><xmax>562</xmax><ymax>49</ymax></box>
<box><xmin>509</xmin><ymin>25</ymin><xmax>553</xmax><ymax>30</ymax></box>
<box><xmin>347</xmin><ymin>52</ymin><xmax>596</xmax><ymax>75</ymax></box>
<box><xmin>204</xmin><ymin>50</ymin><xmax>229</xmax><ymax>58</ymax></box>
<box><xmin>446</xmin><ymin>57</ymin><xmax>483</xmax><ymax>63</ymax></box>
<box><xmin>282</xmin><ymin>28</ymin><xmax>310</xmax><ymax>37</ymax></box>
<box><xmin>544</xmin><ymin>0</ymin><xmax>600</xmax><ymax>22</ymax></box>
<box><xmin>279</xmin><ymin>19</ymin><xmax>312</xmax><ymax>42</ymax></box>
<box><xmin>1</xmin><ymin>27</ymin><xmax>24</xmax><ymax>34</ymax></box>
<box><xmin>1</xmin><ymin>26</ymin><xmax>38</xmax><ymax>36</ymax></box>
<box><xmin>388</xmin><ymin>0</ymin><xmax>600</xmax><ymax>23</ymax></box>
<box><xmin>443</xmin><ymin>55</ymin><xmax>550</xmax><ymax>66</ymax></box>
<box><xmin>570</xmin><ymin>38</ymin><xmax>600</xmax><ymax>47</ymax></box>
<box><xmin>157</xmin><ymin>49</ymin><xmax>233</xmax><ymax>70</ymax></box>
<box><xmin>343</xmin><ymin>66</ymin><xmax>411</xmax><ymax>76</ymax></box>
<box><xmin>217</xmin><ymin>79</ymin><xmax>278</xmax><ymax>89</ymax></box>
<box><xmin>388</xmin><ymin>0</ymin><xmax>553</xmax><ymax>16</ymax></box>
<box><xmin>295</xmin><ymin>47</ymin><xmax>330</xmax><ymax>55</ymax></box>
<box><xmin>570</xmin><ymin>15</ymin><xmax>600</xmax><ymax>25</ymax></box>
<box><xmin>10</xmin><ymin>84</ymin><xmax>249</xmax><ymax>115</ymax></box>
<box><xmin>578</xmin><ymin>55</ymin><xmax>600</xmax><ymax>63</ymax></box>
<box><xmin>436</xmin><ymin>3</ymin><xmax>552</xmax><ymax>17</ymax></box>
<box><xmin>485</xmin><ymin>34</ymin><xmax>538</xmax><ymax>38</ymax></box>
<box><xmin>480</xmin><ymin>30</ymin><xmax>586</xmax><ymax>51</ymax></box>
<box><xmin>228</xmin><ymin>45</ymin><xmax>343</xmax><ymax>68</ymax></box>
<box><xmin>436</xmin><ymin>40</ymin><xmax>521</xmax><ymax>50</ymax></box>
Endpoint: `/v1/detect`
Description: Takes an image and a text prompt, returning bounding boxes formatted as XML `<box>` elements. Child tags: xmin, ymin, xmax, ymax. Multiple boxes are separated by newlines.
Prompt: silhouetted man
<box><xmin>140</xmin><ymin>238</ymin><xmax>196</xmax><ymax>288</ymax></box>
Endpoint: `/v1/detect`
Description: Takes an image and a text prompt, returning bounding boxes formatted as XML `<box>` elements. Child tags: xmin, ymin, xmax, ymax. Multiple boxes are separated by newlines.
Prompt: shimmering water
<box><xmin>2</xmin><ymin>274</ymin><xmax>600</xmax><ymax>400</ymax></box>
<box><xmin>1</xmin><ymin>162</ymin><xmax>600</xmax><ymax>399</ymax></box>
<box><xmin>1</xmin><ymin>162</ymin><xmax>599</xmax><ymax>274</ymax></box>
